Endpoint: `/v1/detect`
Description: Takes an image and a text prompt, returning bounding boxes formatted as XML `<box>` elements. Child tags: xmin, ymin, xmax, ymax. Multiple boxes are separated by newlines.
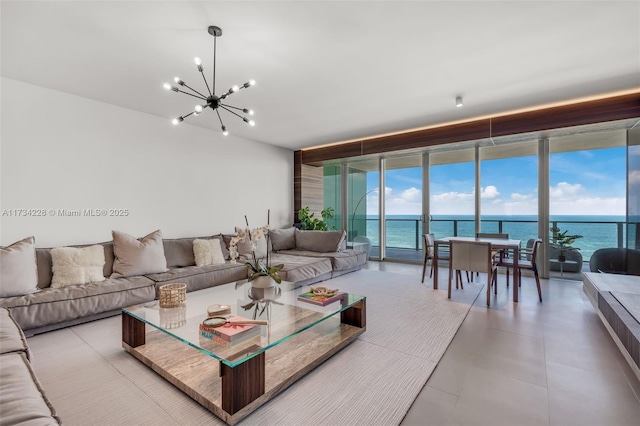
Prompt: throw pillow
<box><xmin>235</xmin><ymin>227</ymin><xmax>268</xmax><ymax>259</ymax></box>
<box><xmin>295</xmin><ymin>229</ymin><xmax>346</xmax><ymax>253</ymax></box>
<box><xmin>193</xmin><ymin>239</ymin><xmax>226</xmax><ymax>266</ymax></box>
<box><xmin>50</xmin><ymin>245</ymin><xmax>106</xmax><ymax>288</ymax></box>
<box><xmin>269</xmin><ymin>227</ymin><xmax>296</xmax><ymax>251</ymax></box>
<box><xmin>111</xmin><ymin>230</ymin><xmax>168</xmax><ymax>278</ymax></box>
<box><xmin>0</xmin><ymin>236</ymin><xmax>38</xmax><ymax>298</ymax></box>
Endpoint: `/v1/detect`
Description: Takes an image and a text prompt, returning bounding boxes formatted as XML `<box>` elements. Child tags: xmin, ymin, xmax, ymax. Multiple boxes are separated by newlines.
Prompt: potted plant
<box><xmin>229</xmin><ymin>211</ymin><xmax>284</xmax><ymax>287</ymax></box>
<box><xmin>550</xmin><ymin>225</ymin><xmax>583</xmax><ymax>262</ymax></box>
<box><xmin>298</xmin><ymin>206</ymin><xmax>335</xmax><ymax>231</ymax></box>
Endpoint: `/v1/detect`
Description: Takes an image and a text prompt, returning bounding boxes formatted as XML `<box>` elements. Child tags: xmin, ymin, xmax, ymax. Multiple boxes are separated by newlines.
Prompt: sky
<box><xmin>365</xmin><ymin>147</ymin><xmax>626</xmax><ymax>216</ymax></box>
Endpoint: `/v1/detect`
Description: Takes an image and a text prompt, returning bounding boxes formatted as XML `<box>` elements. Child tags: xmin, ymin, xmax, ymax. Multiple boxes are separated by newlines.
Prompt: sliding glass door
<box><xmin>383</xmin><ymin>157</ymin><xmax>422</xmax><ymax>261</ymax></box>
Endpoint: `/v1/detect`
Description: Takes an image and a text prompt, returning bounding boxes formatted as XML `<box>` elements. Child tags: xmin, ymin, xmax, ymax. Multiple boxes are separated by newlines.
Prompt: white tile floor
<box><xmin>363</xmin><ymin>262</ymin><xmax>640</xmax><ymax>426</ymax></box>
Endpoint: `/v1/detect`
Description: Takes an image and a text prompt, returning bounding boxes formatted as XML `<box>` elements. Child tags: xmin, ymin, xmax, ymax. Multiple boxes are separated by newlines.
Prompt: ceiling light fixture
<box><xmin>164</xmin><ymin>25</ymin><xmax>255</xmax><ymax>135</ymax></box>
<box><xmin>456</xmin><ymin>96</ymin><xmax>463</xmax><ymax>108</ymax></box>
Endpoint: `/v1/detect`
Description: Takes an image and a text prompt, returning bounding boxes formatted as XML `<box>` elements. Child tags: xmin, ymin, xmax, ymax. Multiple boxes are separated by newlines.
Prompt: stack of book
<box><xmin>199</xmin><ymin>314</ymin><xmax>260</xmax><ymax>346</ymax></box>
<box><xmin>297</xmin><ymin>291</ymin><xmax>346</xmax><ymax>306</ymax></box>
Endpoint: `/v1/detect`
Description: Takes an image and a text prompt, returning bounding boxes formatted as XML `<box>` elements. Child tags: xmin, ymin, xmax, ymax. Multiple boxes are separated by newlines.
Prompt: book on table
<box><xmin>199</xmin><ymin>314</ymin><xmax>260</xmax><ymax>342</ymax></box>
<box><xmin>297</xmin><ymin>291</ymin><xmax>346</xmax><ymax>306</ymax></box>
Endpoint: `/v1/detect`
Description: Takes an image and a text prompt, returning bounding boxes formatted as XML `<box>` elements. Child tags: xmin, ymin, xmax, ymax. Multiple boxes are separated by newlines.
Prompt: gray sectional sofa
<box><xmin>0</xmin><ymin>228</ymin><xmax>366</xmax><ymax>337</ymax></box>
<box><xmin>0</xmin><ymin>308</ymin><xmax>60</xmax><ymax>425</ymax></box>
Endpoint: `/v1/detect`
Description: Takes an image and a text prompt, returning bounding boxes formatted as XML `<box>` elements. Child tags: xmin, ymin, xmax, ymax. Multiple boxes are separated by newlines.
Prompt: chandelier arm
<box><xmin>215</xmin><ymin>109</ymin><xmax>225</xmax><ymax>127</ymax></box>
<box><xmin>220</xmin><ymin>104</ymin><xmax>245</xmax><ymax>112</ymax></box>
<box><xmin>198</xmin><ymin>68</ymin><xmax>212</xmax><ymax>96</ymax></box>
<box><xmin>181</xmin><ymin>82</ymin><xmax>208</xmax><ymax>99</ymax></box>
<box><xmin>176</xmin><ymin>89</ymin><xmax>207</xmax><ymax>101</ymax></box>
<box><xmin>182</xmin><ymin>111</ymin><xmax>196</xmax><ymax>120</ymax></box>
<box><xmin>220</xmin><ymin>105</ymin><xmax>247</xmax><ymax>121</ymax></box>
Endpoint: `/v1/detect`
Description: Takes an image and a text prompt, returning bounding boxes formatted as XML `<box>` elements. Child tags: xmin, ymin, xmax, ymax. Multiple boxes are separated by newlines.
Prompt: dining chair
<box><xmin>449</xmin><ymin>240</ymin><xmax>498</xmax><ymax>306</ymax></box>
<box><xmin>498</xmin><ymin>239</ymin><xmax>542</xmax><ymax>302</ymax></box>
<box><xmin>473</xmin><ymin>233</ymin><xmax>509</xmax><ymax>280</ymax></box>
<box><xmin>422</xmin><ymin>234</ymin><xmax>464</xmax><ymax>284</ymax></box>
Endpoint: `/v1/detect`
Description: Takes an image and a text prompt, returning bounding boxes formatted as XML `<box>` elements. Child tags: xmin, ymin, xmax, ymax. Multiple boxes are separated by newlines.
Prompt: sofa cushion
<box><xmin>0</xmin><ymin>308</ymin><xmax>30</xmax><ymax>359</ymax></box>
<box><xmin>145</xmin><ymin>263</ymin><xmax>248</xmax><ymax>293</ymax></box>
<box><xmin>193</xmin><ymin>239</ymin><xmax>226</xmax><ymax>266</ymax></box>
<box><xmin>0</xmin><ymin>236</ymin><xmax>38</xmax><ymax>298</ymax></box>
<box><xmin>111</xmin><ymin>230</ymin><xmax>168</xmax><ymax>278</ymax></box>
<box><xmin>277</xmin><ymin>249</ymin><xmax>366</xmax><ymax>271</ymax></box>
<box><xmin>269</xmin><ymin>253</ymin><xmax>333</xmax><ymax>283</ymax></box>
<box><xmin>36</xmin><ymin>242</ymin><xmax>114</xmax><ymax>289</ymax></box>
<box><xmin>50</xmin><ymin>245</ymin><xmax>106</xmax><ymax>288</ymax></box>
<box><xmin>0</xmin><ymin>352</ymin><xmax>60</xmax><ymax>425</ymax></box>
<box><xmin>0</xmin><ymin>276</ymin><xmax>155</xmax><ymax>331</ymax></box>
<box><xmin>270</xmin><ymin>227</ymin><xmax>296</xmax><ymax>251</ymax></box>
<box><xmin>162</xmin><ymin>238</ymin><xmax>196</xmax><ymax>268</ymax></box>
<box><xmin>294</xmin><ymin>229</ymin><xmax>346</xmax><ymax>253</ymax></box>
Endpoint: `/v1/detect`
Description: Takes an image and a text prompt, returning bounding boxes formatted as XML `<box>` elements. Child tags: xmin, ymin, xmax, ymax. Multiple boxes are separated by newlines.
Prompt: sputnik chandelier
<box><xmin>163</xmin><ymin>25</ymin><xmax>255</xmax><ymax>135</ymax></box>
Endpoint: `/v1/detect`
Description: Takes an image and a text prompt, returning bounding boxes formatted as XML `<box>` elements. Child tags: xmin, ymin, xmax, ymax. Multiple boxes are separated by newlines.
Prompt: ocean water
<box><xmin>364</xmin><ymin>215</ymin><xmax>627</xmax><ymax>260</ymax></box>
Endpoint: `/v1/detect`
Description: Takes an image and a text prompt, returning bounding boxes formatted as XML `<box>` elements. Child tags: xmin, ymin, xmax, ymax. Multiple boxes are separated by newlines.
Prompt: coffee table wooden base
<box><xmin>122</xmin><ymin>312</ymin><xmax>365</xmax><ymax>425</ymax></box>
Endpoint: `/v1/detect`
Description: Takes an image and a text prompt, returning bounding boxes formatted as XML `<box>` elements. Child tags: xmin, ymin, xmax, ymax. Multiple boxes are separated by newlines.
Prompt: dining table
<box><xmin>432</xmin><ymin>236</ymin><xmax>523</xmax><ymax>302</ymax></box>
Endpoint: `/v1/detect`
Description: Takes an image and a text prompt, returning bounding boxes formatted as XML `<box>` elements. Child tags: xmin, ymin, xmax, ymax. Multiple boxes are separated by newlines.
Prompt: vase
<box><xmin>251</xmin><ymin>275</ymin><xmax>277</xmax><ymax>289</ymax></box>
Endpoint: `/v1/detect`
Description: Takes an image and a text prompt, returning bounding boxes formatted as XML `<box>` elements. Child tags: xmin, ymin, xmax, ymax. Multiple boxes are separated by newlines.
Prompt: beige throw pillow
<box><xmin>51</xmin><ymin>245</ymin><xmax>106</xmax><ymax>288</ymax></box>
<box><xmin>111</xmin><ymin>230</ymin><xmax>168</xmax><ymax>278</ymax></box>
<box><xmin>0</xmin><ymin>236</ymin><xmax>38</xmax><ymax>298</ymax></box>
<box><xmin>193</xmin><ymin>239</ymin><xmax>226</xmax><ymax>266</ymax></box>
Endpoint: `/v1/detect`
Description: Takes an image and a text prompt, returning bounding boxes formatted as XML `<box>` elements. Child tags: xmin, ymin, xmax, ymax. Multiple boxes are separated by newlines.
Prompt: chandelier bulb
<box><xmin>243</xmin><ymin>80</ymin><xmax>256</xmax><ymax>89</ymax></box>
<box><xmin>194</xmin><ymin>57</ymin><xmax>202</xmax><ymax>66</ymax></box>
<box><xmin>242</xmin><ymin>108</ymin><xmax>255</xmax><ymax>115</ymax></box>
<box><xmin>222</xmin><ymin>126</ymin><xmax>229</xmax><ymax>136</ymax></box>
<box><xmin>231</xmin><ymin>85</ymin><xmax>239</xmax><ymax>93</ymax></box>
<box><xmin>174</xmin><ymin>77</ymin><xmax>184</xmax><ymax>85</ymax></box>
<box><xmin>172</xmin><ymin>117</ymin><xmax>184</xmax><ymax>125</ymax></box>
<box><xmin>243</xmin><ymin>118</ymin><xmax>256</xmax><ymax>126</ymax></box>
<box><xmin>163</xmin><ymin>83</ymin><xmax>171</xmax><ymax>91</ymax></box>
<box><xmin>195</xmin><ymin>105</ymin><xmax>204</xmax><ymax>113</ymax></box>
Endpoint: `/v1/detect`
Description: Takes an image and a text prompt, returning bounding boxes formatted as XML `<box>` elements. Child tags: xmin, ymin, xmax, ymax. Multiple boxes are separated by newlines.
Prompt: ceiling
<box><xmin>2</xmin><ymin>1</ymin><xmax>639</xmax><ymax>151</ymax></box>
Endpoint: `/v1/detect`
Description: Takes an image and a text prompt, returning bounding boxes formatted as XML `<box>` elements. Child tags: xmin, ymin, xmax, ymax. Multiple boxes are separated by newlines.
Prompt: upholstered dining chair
<box><xmin>498</xmin><ymin>239</ymin><xmax>542</xmax><ymax>302</ymax></box>
<box><xmin>449</xmin><ymin>240</ymin><xmax>498</xmax><ymax>306</ymax></box>
<box><xmin>422</xmin><ymin>233</ymin><xmax>464</xmax><ymax>284</ymax></box>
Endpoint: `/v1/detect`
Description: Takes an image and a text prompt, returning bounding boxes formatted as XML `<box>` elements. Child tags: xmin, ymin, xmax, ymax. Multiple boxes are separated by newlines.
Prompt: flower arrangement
<box><xmin>229</xmin><ymin>211</ymin><xmax>284</xmax><ymax>284</ymax></box>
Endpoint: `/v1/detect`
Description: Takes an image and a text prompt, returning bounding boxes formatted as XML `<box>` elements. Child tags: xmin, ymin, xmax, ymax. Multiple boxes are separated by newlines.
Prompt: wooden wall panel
<box><xmin>491</xmin><ymin>93</ymin><xmax>640</xmax><ymax>137</ymax></box>
<box><xmin>301</xmin><ymin>165</ymin><xmax>324</xmax><ymax>216</ymax></box>
<box><xmin>362</xmin><ymin>120</ymin><xmax>490</xmax><ymax>155</ymax></box>
<box><xmin>293</xmin><ymin>150</ymin><xmax>302</xmax><ymax>223</ymax></box>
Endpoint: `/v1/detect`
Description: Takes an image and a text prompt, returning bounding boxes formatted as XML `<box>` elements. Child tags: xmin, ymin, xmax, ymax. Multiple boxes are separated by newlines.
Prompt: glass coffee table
<box><xmin>122</xmin><ymin>280</ymin><xmax>366</xmax><ymax>425</ymax></box>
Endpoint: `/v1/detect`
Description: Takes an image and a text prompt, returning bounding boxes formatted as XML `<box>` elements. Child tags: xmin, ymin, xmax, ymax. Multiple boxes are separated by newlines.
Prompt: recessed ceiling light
<box><xmin>456</xmin><ymin>96</ymin><xmax>463</xmax><ymax>108</ymax></box>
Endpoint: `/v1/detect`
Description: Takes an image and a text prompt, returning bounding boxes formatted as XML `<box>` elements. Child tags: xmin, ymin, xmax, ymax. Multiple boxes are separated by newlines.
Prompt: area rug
<box><xmin>26</xmin><ymin>269</ymin><xmax>482</xmax><ymax>426</ymax></box>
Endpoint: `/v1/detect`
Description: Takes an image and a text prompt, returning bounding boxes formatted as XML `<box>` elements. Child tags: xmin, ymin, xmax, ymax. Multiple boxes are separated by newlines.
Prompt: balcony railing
<box><xmin>360</xmin><ymin>217</ymin><xmax>629</xmax><ymax>261</ymax></box>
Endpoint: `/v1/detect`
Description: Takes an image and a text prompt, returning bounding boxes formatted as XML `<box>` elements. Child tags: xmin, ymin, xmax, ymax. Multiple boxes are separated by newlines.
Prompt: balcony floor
<box><xmin>370</xmin><ymin>246</ymin><xmax>585</xmax><ymax>280</ymax></box>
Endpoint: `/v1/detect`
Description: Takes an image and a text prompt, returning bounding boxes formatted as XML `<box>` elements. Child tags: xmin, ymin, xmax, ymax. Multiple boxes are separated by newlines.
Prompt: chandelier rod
<box><xmin>213</xmin><ymin>33</ymin><xmax>217</xmax><ymax>95</ymax></box>
<box><xmin>219</xmin><ymin>105</ymin><xmax>246</xmax><ymax>120</ymax></box>
<box><xmin>176</xmin><ymin>89</ymin><xmax>206</xmax><ymax>101</ymax></box>
<box><xmin>181</xmin><ymin>82</ymin><xmax>207</xmax><ymax>99</ymax></box>
<box><xmin>216</xmin><ymin>109</ymin><xmax>224</xmax><ymax>127</ymax></box>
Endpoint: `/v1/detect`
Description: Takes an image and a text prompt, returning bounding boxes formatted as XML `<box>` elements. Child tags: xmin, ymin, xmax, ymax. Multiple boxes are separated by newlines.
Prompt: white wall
<box><xmin>0</xmin><ymin>78</ymin><xmax>293</xmax><ymax>247</ymax></box>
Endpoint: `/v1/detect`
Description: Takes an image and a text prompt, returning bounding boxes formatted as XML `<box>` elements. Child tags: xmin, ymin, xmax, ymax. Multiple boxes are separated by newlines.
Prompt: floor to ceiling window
<box><xmin>383</xmin><ymin>157</ymin><xmax>422</xmax><ymax>261</ymax></box>
<box><xmin>479</xmin><ymin>141</ymin><xmax>539</xmax><ymax>245</ymax></box>
<box><xmin>549</xmin><ymin>130</ymin><xmax>627</xmax><ymax>277</ymax></box>
<box><xmin>429</xmin><ymin>149</ymin><xmax>476</xmax><ymax>239</ymax></box>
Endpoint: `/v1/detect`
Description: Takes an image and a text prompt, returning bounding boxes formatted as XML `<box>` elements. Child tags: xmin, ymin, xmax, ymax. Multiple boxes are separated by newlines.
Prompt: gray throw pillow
<box><xmin>0</xmin><ymin>236</ymin><xmax>38</xmax><ymax>298</ymax></box>
<box><xmin>269</xmin><ymin>227</ymin><xmax>296</xmax><ymax>251</ymax></box>
<box><xmin>294</xmin><ymin>229</ymin><xmax>346</xmax><ymax>253</ymax></box>
<box><xmin>111</xmin><ymin>230</ymin><xmax>168</xmax><ymax>278</ymax></box>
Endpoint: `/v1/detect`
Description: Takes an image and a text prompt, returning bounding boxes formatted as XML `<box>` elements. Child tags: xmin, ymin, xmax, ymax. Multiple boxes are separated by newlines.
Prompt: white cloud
<box><xmin>629</xmin><ymin>170</ymin><xmax>640</xmax><ymax>185</ymax></box>
<box><xmin>550</xmin><ymin>182</ymin><xmax>584</xmax><ymax>199</ymax></box>
<box><xmin>480</xmin><ymin>185</ymin><xmax>500</xmax><ymax>199</ymax></box>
